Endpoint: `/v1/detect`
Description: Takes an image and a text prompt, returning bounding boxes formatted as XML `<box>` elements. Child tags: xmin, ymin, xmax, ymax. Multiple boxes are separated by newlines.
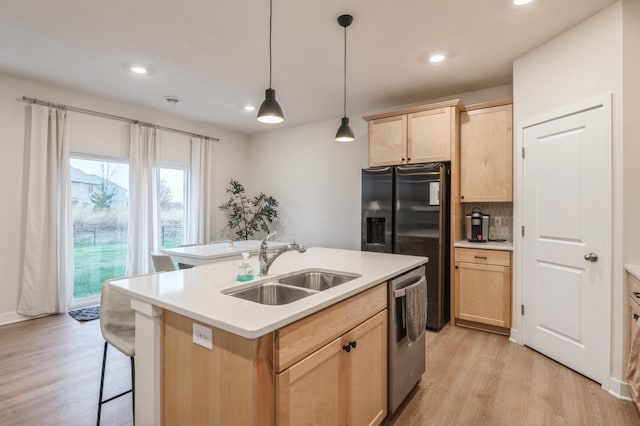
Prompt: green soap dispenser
<box><xmin>236</xmin><ymin>252</ymin><xmax>254</xmax><ymax>282</ymax></box>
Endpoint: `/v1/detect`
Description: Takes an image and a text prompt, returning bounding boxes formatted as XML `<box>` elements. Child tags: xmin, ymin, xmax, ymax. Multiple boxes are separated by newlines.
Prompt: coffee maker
<box><xmin>466</xmin><ymin>207</ymin><xmax>489</xmax><ymax>243</ymax></box>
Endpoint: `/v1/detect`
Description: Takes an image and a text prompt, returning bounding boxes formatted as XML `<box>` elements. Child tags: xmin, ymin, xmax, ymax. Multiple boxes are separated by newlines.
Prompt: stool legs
<box><xmin>97</xmin><ymin>342</ymin><xmax>134</xmax><ymax>425</ymax></box>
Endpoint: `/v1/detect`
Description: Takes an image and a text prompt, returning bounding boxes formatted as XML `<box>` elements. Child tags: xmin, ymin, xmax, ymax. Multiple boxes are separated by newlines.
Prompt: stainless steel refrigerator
<box><xmin>361</xmin><ymin>163</ymin><xmax>450</xmax><ymax>330</ymax></box>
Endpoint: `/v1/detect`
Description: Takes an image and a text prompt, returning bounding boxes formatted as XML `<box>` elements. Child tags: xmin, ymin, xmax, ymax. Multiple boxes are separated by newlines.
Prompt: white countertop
<box><xmin>454</xmin><ymin>240</ymin><xmax>514</xmax><ymax>251</ymax></box>
<box><xmin>626</xmin><ymin>265</ymin><xmax>640</xmax><ymax>281</ymax></box>
<box><xmin>161</xmin><ymin>240</ymin><xmax>287</xmax><ymax>265</ymax></box>
<box><xmin>109</xmin><ymin>247</ymin><xmax>428</xmax><ymax>339</ymax></box>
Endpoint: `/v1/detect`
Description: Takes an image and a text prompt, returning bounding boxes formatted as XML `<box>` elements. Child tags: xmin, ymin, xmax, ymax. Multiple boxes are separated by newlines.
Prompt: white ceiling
<box><xmin>0</xmin><ymin>0</ymin><xmax>616</xmax><ymax>135</ymax></box>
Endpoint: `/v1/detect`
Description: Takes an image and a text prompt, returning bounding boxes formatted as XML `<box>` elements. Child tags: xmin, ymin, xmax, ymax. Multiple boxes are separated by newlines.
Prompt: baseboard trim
<box><xmin>608</xmin><ymin>377</ymin><xmax>632</xmax><ymax>400</ymax></box>
<box><xmin>0</xmin><ymin>311</ymin><xmax>34</xmax><ymax>326</ymax></box>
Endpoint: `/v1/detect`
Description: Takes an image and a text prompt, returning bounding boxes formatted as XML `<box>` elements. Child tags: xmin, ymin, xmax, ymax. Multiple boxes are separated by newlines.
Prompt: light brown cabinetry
<box><xmin>364</xmin><ymin>100</ymin><xmax>461</xmax><ymax>167</ymax></box>
<box><xmin>628</xmin><ymin>271</ymin><xmax>640</xmax><ymax>408</ymax></box>
<box><xmin>454</xmin><ymin>248</ymin><xmax>511</xmax><ymax>334</ymax></box>
<box><xmin>162</xmin><ymin>283</ymin><xmax>388</xmax><ymax>426</ymax></box>
<box><xmin>276</xmin><ymin>311</ymin><xmax>387</xmax><ymax>426</ymax></box>
<box><xmin>460</xmin><ymin>101</ymin><xmax>513</xmax><ymax>202</ymax></box>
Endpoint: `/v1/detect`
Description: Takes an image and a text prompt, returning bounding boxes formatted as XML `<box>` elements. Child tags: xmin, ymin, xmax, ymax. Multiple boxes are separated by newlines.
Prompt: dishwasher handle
<box><xmin>393</xmin><ymin>276</ymin><xmax>426</xmax><ymax>299</ymax></box>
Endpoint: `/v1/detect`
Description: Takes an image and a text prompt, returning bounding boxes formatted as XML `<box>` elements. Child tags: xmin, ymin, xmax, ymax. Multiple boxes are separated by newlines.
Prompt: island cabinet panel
<box><xmin>162</xmin><ymin>311</ymin><xmax>274</xmax><ymax>426</ymax></box>
<box><xmin>454</xmin><ymin>248</ymin><xmax>511</xmax><ymax>334</ymax></box>
<box><xmin>276</xmin><ymin>338</ymin><xmax>344</xmax><ymax>426</ymax></box>
<box><xmin>345</xmin><ymin>311</ymin><xmax>387</xmax><ymax>426</ymax></box>
<box><xmin>275</xmin><ymin>283</ymin><xmax>387</xmax><ymax>372</ymax></box>
<box><xmin>459</xmin><ymin>102</ymin><xmax>513</xmax><ymax>202</ymax></box>
<box><xmin>276</xmin><ymin>311</ymin><xmax>387</xmax><ymax>426</ymax></box>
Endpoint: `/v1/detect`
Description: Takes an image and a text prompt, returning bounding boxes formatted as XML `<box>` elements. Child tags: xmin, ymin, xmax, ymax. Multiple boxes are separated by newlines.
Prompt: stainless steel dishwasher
<box><xmin>388</xmin><ymin>265</ymin><xmax>427</xmax><ymax>414</ymax></box>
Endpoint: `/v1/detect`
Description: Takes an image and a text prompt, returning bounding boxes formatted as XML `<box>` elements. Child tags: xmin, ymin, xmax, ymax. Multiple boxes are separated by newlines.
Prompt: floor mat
<box><xmin>68</xmin><ymin>305</ymin><xmax>100</xmax><ymax>321</ymax></box>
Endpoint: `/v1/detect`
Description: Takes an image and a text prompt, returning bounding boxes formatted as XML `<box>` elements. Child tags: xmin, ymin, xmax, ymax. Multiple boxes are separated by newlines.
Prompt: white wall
<box><xmin>0</xmin><ymin>72</ymin><xmax>248</xmax><ymax>323</ymax></box>
<box><xmin>245</xmin><ymin>84</ymin><xmax>513</xmax><ymax>250</ymax></box>
<box><xmin>623</xmin><ymin>0</ymin><xmax>640</xmax><ymax>264</ymax></box>
<box><xmin>513</xmin><ymin>2</ymin><xmax>626</xmax><ymax>394</ymax></box>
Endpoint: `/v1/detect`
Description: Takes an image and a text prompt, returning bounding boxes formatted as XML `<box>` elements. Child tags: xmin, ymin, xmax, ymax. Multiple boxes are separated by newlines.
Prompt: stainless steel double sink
<box><xmin>225</xmin><ymin>269</ymin><xmax>361</xmax><ymax>305</ymax></box>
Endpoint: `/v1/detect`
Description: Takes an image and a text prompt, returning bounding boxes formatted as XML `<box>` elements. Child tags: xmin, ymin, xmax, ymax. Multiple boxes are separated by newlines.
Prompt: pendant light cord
<box><xmin>343</xmin><ymin>24</ymin><xmax>347</xmax><ymax>118</ymax></box>
<box><xmin>269</xmin><ymin>0</ymin><xmax>273</xmax><ymax>89</ymax></box>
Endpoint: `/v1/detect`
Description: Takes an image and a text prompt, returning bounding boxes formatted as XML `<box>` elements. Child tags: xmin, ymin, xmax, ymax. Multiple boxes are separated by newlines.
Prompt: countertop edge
<box><xmin>110</xmin><ymin>252</ymin><xmax>428</xmax><ymax>339</ymax></box>
<box><xmin>454</xmin><ymin>240</ymin><xmax>514</xmax><ymax>251</ymax></box>
<box><xmin>626</xmin><ymin>264</ymin><xmax>640</xmax><ymax>281</ymax></box>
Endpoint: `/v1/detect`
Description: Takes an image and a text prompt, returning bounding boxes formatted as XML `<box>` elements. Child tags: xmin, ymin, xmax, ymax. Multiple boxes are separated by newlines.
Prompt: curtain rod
<box><xmin>20</xmin><ymin>96</ymin><xmax>220</xmax><ymax>142</ymax></box>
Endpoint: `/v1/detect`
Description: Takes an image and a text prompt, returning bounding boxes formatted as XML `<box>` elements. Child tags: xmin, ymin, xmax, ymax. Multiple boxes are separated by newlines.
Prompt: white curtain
<box><xmin>18</xmin><ymin>105</ymin><xmax>73</xmax><ymax>315</ymax></box>
<box><xmin>187</xmin><ymin>137</ymin><xmax>215</xmax><ymax>244</ymax></box>
<box><xmin>126</xmin><ymin>124</ymin><xmax>160</xmax><ymax>276</ymax></box>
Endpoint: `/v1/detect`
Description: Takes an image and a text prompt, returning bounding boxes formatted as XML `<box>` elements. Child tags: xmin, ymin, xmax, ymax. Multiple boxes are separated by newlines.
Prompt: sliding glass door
<box><xmin>70</xmin><ymin>157</ymin><xmax>129</xmax><ymax>299</ymax></box>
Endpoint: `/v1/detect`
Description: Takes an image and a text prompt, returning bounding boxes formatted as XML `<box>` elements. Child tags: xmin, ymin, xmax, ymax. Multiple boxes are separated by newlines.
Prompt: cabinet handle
<box><xmin>634</xmin><ymin>313</ymin><xmax>639</xmax><ymax>322</ymax></box>
<box><xmin>342</xmin><ymin>341</ymin><xmax>357</xmax><ymax>353</ymax></box>
<box><xmin>474</xmin><ymin>256</ymin><xmax>487</xmax><ymax>260</ymax></box>
<box><xmin>634</xmin><ymin>292</ymin><xmax>640</xmax><ymax>300</ymax></box>
<box><xmin>401</xmin><ymin>158</ymin><xmax>405</xmax><ymax>162</ymax></box>
<box><xmin>407</xmin><ymin>157</ymin><xmax>411</xmax><ymax>161</ymax></box>
<box><xmin>455</xmin><ymin>265</ymin><xmax>459</xmax><ymax>269</ymax></box>
<box><xmin>461</xmin><ymin>195</ymin><xmax>465</xmax><ymax>200</ymax></box>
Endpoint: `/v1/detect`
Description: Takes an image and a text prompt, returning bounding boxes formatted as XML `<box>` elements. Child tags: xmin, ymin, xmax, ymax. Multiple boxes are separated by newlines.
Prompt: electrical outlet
<box><xmin>193</xmin><ymin>323</ymin><xmax>213</xmax><ymax>350</ymax></box>
<box><xmin>493</xmin><ymin>216</ymin><xmax>503</xmax><ymax>227</ymax></box>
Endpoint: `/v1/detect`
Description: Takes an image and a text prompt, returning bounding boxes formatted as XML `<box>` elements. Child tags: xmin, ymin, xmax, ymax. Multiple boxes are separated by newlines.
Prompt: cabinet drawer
<box><xmin>455</xmin><ymin>248</ymin><xmax>510</xmax><ymax>266</ymax></box>
<box><xmin>629</xmin><ymin>273</ymin><xmax>640</xmax><ymax>299</ymax></box>
<box><xmin>275</xmin><ymin>283</ymin><xmax>386</xmax><ymax>372</ymax></box>
<box><xmin>630</xmin><ymin>296</ymin><xmax>640</xmax><ymax>351</ymax></box>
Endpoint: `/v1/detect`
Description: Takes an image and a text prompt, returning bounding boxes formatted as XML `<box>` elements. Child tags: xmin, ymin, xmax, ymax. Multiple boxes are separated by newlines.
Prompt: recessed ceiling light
<box><xmin>130</xmin><ymin>65</ymin><xmax>148</xmax><ymax>75</ymax></box>
<box><xmin>429</xmin><ymin>54</ymin><xmax>446</xmax><ymax>63</ymax></box>
<box><xmin>514</xmin><ymin>0</ymin><xmax>533</xmax><ymax>5</ymax></box>
<box><xmin>244</xmin><ymin>105</ymin><xmax>256</xmax><ymax>112</ymax></box>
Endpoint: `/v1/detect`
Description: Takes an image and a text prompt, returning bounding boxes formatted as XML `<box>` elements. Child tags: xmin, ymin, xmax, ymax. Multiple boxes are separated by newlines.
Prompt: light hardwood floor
<box><xmin>0</xmin><ymin>314</ymin><xmax>638</xmax><ymax>425</ymax></box>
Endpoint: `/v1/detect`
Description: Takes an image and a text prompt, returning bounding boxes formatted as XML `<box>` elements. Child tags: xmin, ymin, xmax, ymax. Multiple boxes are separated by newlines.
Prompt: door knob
<box><xmin>584</xmin><ymin>252</ymin><xmax>598</xmax><ymax>262</ymax></box>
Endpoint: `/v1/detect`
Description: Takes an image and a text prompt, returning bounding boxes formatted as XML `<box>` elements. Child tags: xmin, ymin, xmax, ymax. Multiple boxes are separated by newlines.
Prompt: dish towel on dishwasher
<box><xmin>403</xmin><ymin>277</ymin><xmax>427</xmax><ymax>344</ymax></box>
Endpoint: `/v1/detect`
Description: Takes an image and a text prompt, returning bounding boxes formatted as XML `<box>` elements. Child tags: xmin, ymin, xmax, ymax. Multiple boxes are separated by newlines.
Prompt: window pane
<box><xmin>160</xmin><ymin>167</ymin><xmax>186</xmax><ymax>248</ymax></box>
<box><xmin>70</xmin><ymin>158</ymin><xmax>129</xmax><ymax>299</ymax></box>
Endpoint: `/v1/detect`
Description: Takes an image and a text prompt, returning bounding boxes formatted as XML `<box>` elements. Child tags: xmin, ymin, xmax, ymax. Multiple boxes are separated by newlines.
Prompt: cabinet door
<box><xmin>368</xmin><ymin>115</ymin><xmax>406</xmax><ymax>167</ymax></box>
<box><xmin>276</xmin><ymin>337</ymin><xmax>345</xmax><ymax>426</ymax></box>
<box><xmin>344</xmin><ymin>310</ymin><xmax>387</xmax><ymax>426</ymax></box>
<box><xmin>407</xmin><ymin>107</ymin><xmax>452</xmax><ymax>163</ymax></box>
<box><xmin>460</xmin><ymin>104</ymin><xmax>513</xmax><ymax>202</ymax></box>
<box><xmin>455</xmin><ymin>261</ymin><xmax>511</xmax><ymax>328</ymax></box>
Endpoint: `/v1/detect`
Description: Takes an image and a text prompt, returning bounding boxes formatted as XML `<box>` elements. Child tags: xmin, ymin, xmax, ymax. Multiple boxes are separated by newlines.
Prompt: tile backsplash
<box><xmin>463</xmin><ymin>202</ymin><xmax>513</xmax><ymax>242</ymax></box>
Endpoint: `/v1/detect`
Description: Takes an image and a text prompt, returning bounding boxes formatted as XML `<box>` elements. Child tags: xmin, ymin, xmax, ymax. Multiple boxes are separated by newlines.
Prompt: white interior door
<box><xmin>523</xmin><ymin>98</ymin><xmax>611</xmax><ymax>385</ymax></box>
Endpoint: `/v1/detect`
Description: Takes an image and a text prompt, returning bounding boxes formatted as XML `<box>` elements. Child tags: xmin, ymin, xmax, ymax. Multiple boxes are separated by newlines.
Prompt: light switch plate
<box><xmin>193</xmin><ymin>323</ymin><xmax>213</xmax><ymax>350</ymax></box>
<box><xmin>493</xmin><ymin>216</ymin><xmax>503</xmax><ymax>227</ymax></box>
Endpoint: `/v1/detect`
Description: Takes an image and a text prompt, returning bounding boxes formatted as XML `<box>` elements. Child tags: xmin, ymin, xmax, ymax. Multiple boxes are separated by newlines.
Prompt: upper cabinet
<box><xmin>460</xmin><ymin>101</ymin><xmax>513</xmax><ymax>202</ymax></box>
<box><xmin>364</xmin><ymin>100</ymin><xmax>462</xmax><ymax>167</ymax></box>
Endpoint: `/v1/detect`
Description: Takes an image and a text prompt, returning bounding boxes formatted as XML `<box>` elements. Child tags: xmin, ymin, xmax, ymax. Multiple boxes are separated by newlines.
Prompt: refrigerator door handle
<box><xmin>396</xmin><ymin>164</ymin><xmax>427</xmax><ymax>171</ymax></box>
<box><xmin>365</xmin><ymin>166</ymin><xmax>392</xmax><ymax>173</ymax></box>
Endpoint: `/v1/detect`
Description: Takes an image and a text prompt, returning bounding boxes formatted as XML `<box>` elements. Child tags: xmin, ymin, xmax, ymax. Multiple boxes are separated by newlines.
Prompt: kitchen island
<box><xmin>108</xmin><ymin>247</ymin><xmax>427</xmax><ymax>425</ymax></box>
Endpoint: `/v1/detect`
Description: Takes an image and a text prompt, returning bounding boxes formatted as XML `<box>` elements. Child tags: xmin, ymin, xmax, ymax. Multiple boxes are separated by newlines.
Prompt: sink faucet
<box><xmin>258</xmin><ymin>232</ymin><xmax>306</xmax><ymax>275</ymax></box>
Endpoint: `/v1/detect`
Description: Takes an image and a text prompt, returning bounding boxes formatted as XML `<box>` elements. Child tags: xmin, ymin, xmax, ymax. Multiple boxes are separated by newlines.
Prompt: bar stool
<box><xmin>97</xmin><ymin>281</ymin><xmax>135</xmax><ymax>425</ymax></box>
<box><xmin>151</xmin><ymin>254</ymin><xmax>176</xmax><ymax>272</ymax></box>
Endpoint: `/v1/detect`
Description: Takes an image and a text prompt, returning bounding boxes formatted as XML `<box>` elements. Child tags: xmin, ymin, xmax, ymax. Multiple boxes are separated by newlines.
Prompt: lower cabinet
<box><xmin>276</xmin><ymin>310</ymin><xmax>388</xmax><ymax>426</ymax></box>
<box><xmin>162</xmin><ymin>283</ymin><xmax>388</xmax><ymax>426</ymax></box>
<box><xmin>627</xmin><ymin>270</ymin><xmax>640</xmax><ymax>409</ymax></box>
<box><xmin>454</xmin><ymin>248</ymin><xmax>511</xmax><ymax>334</ymax></box>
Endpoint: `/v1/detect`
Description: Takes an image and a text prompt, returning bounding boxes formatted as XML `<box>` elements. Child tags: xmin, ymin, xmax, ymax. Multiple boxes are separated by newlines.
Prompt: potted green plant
<box><xmin>219</xmin><ymin>179</ymin><xmax>279</xmax><ymax>240</ymax></box>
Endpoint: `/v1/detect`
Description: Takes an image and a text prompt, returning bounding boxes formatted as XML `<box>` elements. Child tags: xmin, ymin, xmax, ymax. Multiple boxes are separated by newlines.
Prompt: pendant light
<box><xmin>335</xmin><ymin>14</ymin><xmax>354</xmax><ymax>142</ymax></box>
<box><xmin>257</xmin><ymin>0</ymin><xmax>284</xmax><ymax>124</ymax></box>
